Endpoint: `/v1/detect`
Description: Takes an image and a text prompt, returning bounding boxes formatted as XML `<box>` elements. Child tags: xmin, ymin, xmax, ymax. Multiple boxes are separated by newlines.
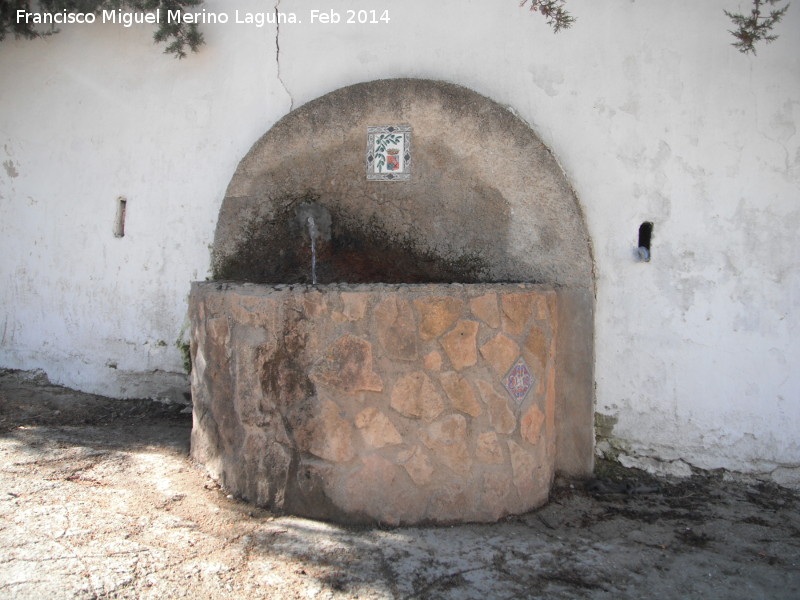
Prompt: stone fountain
<box><xmin>189</xmin><ymin>79</ymin><xmax>594</xmax><ymax>525</ymax></box>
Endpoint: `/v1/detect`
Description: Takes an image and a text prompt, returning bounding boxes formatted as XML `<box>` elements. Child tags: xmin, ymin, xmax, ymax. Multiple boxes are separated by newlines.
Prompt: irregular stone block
<box><xmin>302</xmin><ymin>398</ymin><xmax>355</xmax><ymax>463</ymax></box>
<box><xmin>423</xmin><ymin>351</ymin><xmax>443</xmax><ymax>371</ymax></box>
<box><xmin>207</xmin><ymin>317</ymin><xmax>231</xmax><ymax>349</ymax></box>
<box><xmin>501</xmin><ymin>293</ymin><xmax>537</xmax><ymax>336</ymax></box>
<box><xmin>477</xmin><ymin>380</ymin><xmax>517</xmax><ymax>435</ymax></box>
<box><xmin>440</xmin><ymin>320</ymin><xmax>479</xmax><ymax>371</ymax></box>
<box><xmin>355</xmin><ymin>406</ymin><xmax>403</xmax><ymax>448</ymax></box>
<box><xmin>439</xmin><ymin>371</ymin><xmax>481</xmax><ymax>417</ymax></box>
<box><xmin>229</xmin><ymin>296</ymin><xmax>280</xmax><ymax>329</ymax></box>
<box><xmin>480</xmin><ymin>333</ymin><xmax>520</xmax><ymax>377</ymax></box>
<box><xmin>470</xmin><ymin>293</ymin><xmax>500</xmax><ymax>328</ymax></box>
<box><xmin>414</xmin><ymin>296</ymin><xmax>464</xmax><ymax>340</ymax></box>
<box><xmin>340</xmin><ymin>454</ymin><xmax>425</xmax><ymax>525</ymax></box>
<box><xmin>524</xmin><ymin>325</ymin><xmax>549</xmax><ymax>371</ymax></box>
<box><xmin>311</xmin><ymin>334</ymin><xmax>383</xmax><ymax>393</ymax></box>
<box><xmin>340</xmin><ymin>292</ymin><xmax>369</xmax><ymax>321</ymax></box>
<box><xmin>398</xmin><ymin>445</ymin><xmax>435</xmax><ymax>487</ymax></box>
<box><xmin>303</xmin><ymin>290</ymin><xmax>328</xmax><ymax>318</ymax></box>
<box><xmin>480</xmin><ymin>470</ymin><xmax>514</xmax><ymax>521</ymax></box>
<box><xmin>476</xmin><ymin>431</ymin><xmax>505</xmax><ymax>464</ymax></box>
<box><xmin>390</xmin><ymin>371</ymin><xmax>445</xmax><ymax>421</ymax></box>
<box><xmin>509</xmin><ymin>439</ymin><xmax>541</xmax><ymax>503</ymax></box>
<box><xmin>521</xmin><ymin>405</ymin><xmax>545</xmax><ymax>445</ymax></box>
<box><xmin>263</xmin><ymin>441</ymin><xmax>293</xmax><ymax>508</ymax></box>
<box><xmin>241</xmin><ymin>431</ymin><xmax>292</xmax><ymax>507</ymax></box>
<box><xmin>428</xmin><ymin>481</ymin><xmax>470</xmax><ymax>521</ymax></box>
<box><xmin>423</xmin><ymin>414</ymin><xmax>471</xmax><ymax>475</ymax></box>
<box><xmin>374</xmin><ymin>296</ymin><xmax>418</xmax><ymax>360</ymax></box>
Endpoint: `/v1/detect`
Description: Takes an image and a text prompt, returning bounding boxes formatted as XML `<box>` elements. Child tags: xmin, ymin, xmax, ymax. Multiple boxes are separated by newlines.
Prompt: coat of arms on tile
<box><xmin>366</xmin><ymin>126</ymin><xmax>411</xmax><ymax>181</ymax></box>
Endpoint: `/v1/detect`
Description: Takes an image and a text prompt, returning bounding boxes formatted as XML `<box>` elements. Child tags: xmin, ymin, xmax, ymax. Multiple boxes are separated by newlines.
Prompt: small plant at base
<box><xmin>176</xmin><ymin>339</ymin><xmax>192</xmax><ymax>374</ymax></box>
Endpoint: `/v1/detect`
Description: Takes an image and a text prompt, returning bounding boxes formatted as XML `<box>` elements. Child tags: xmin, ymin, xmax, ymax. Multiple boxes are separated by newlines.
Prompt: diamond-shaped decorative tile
<box><xmin>502</xmin><ymin>357</ymin><xmax>534</xmax><ymax>403</ymax></box>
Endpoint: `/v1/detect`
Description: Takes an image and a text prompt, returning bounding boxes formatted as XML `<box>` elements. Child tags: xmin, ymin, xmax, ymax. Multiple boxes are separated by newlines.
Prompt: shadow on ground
<box><xmin>0</xmin><ymin>368</ymin><xmax>798</xmax><ymax>600</ymax></box>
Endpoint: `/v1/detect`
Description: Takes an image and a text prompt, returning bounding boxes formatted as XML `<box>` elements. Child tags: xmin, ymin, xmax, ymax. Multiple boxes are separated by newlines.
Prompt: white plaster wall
<box><xmin>1</xmin><ymin>0</ymin><xmax>798</xmax><ymax>481</ymax></box>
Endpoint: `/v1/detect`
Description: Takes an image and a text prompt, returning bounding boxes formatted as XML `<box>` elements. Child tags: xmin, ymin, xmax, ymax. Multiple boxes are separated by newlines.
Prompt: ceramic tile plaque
<box><xmin>503</xmin><ymin>357</ymin><xmax>534</xmax><ymax>403</ymax></box>
<box><xmin>366</xmin><ymin>126</ymin><xmax>411</xmax><ymax>181</ymax></box>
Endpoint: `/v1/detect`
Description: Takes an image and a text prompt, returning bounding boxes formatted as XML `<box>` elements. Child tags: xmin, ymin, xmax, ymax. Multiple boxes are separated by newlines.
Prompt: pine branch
<box><xmin>520</xmin><ymin>0</ymin><xmax>575</xmax><ymax>33</ymax></box>
<box><xmin>724</xmin><ymin>0</ymin><xmax>790</xmax><ymax>54</ymax></box>
<box><xmin>0</xmin><ymin>1</ymin><xmax>38</xmax><ymax>41</ymax></box>
<box><xmin>0</xmin><ymin>0</ymin><xmax>205</xmax><ymax>57</ymax></box>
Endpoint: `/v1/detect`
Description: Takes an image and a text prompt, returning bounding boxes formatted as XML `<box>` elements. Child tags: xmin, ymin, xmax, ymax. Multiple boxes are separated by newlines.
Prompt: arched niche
<box><xmin>209</xmin><ymin>78</ymin><xmax>594</xmax><ymax>479</ymax></box>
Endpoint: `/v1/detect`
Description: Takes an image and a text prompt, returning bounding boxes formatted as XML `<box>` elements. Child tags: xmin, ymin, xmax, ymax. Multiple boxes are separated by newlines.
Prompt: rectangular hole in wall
<box><xmin>638</xmin><ymin>221</ymin><xmax>653</xmax><ymax>251</ymax></box>
<box><xmin>114</xmin><ymin>197</ymin><xmax>127</xmax><ymax>238</ymax></box>
<box><xmin>637</xmin><ymin>221</ymin><xmax>653</xmax><ymax>261</ymax></box>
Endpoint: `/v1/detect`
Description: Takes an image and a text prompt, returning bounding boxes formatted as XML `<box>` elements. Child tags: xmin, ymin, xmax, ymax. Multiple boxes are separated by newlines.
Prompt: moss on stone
<box><xmin>176</xmin><ymin>340</ymin><xmax>192</xmax><ymax>375</ymax></box>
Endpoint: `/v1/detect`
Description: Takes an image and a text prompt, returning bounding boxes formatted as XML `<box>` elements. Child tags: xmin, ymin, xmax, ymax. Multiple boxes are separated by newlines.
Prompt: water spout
<box><xmin>307</xmin><ymin>216</ymin><xmax>318</xmax><ymax>285</ymax></box>
<box><xmin>295</xmin><ymin>200</ymin><xmax>330</xmax><ymax>285</ymax></box>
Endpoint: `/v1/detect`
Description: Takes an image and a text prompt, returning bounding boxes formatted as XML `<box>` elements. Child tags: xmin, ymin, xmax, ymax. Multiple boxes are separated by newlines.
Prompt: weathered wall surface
<box><xmin>1</xmin><ymin>0</ymin><xmax>798</xmax><ymax>483</ymax></box>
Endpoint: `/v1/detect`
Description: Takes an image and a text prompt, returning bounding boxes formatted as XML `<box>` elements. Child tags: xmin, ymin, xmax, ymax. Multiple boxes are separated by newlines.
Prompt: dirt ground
<box><xmin>0</xmin><ymin>368</ymin><xmax>798</xmax><ymax>600</ymax></box>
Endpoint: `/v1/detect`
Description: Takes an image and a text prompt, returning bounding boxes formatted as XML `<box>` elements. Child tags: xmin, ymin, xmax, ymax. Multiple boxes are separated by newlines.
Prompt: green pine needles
<box><xmin>520</xmin><ymin>0</ymin><xmax>790</xmax><ymax>55</ymax></box>
<box><xmin>725</xmin><ymin>0</ymin><xmax>790</xmax><ymax>54</ymax></box>
<box><xmin>519</xmin><ymin>0</ymin><xmax>575</xmax><ymax>33</ymax></box>
<box><xmin>0</xmin><ymin>0</ymin><xmax>205</xmax><ymax>57</ymax></box>
<box><xmin>0</xmin><ymin>1</ymin><xmax>791</xmax><ymax>58</ymax></box>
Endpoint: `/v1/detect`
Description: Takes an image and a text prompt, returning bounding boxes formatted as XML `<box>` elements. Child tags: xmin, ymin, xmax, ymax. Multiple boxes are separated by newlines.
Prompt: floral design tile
<box><xmin>366</xmin><ymin>126</ymin><xmax>411</xmax><ymax>181</ymax></box>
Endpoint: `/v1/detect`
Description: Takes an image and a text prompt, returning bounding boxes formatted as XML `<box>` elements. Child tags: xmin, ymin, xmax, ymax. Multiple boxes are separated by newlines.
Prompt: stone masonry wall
<box><xmin>189</xmin><ymin>282</ymin><xmax>557</xmax><ymax>525</ymax></box>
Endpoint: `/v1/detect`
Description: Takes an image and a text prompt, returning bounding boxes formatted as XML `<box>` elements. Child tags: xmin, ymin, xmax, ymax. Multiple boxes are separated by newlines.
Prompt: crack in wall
<box><xmin>274</xmin><ymin>0</ymin><xmax>294</xmax><ymax>111</ymax></box>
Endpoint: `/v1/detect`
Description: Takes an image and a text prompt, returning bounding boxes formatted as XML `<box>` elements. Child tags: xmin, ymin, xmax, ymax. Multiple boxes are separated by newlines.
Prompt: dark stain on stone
<box><xmin>283</xmin><ymin>459</ymin><xmax>364</xmax><ymax>523</ymax></box>
<box><xmin>258</xmin><ymin>303</ymin><xmax>313</xmax><ymax>411</ymax></box>
<box><xmin>213</xmin><ymin>196</ymin><xmax>490</xmax><ymax>284</ymax></box>
<box><xmin>251</xmin><ymin>300</ymin><xmax>351</xmax><ymax>520</ymax></box>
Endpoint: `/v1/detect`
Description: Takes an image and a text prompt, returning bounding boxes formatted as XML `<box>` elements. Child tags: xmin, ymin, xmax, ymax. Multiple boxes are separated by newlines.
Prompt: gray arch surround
<box><xmin>212</xmin><ymin>78</ymin><xmax>594</xmax><ymax>476</ymax></box>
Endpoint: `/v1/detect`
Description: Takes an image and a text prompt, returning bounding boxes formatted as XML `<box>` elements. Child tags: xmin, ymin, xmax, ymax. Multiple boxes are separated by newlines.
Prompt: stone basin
<box><xmin>189</xmin><ymin>281</ymin><xmax>558</xmax><ymax>525</ymax></box>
